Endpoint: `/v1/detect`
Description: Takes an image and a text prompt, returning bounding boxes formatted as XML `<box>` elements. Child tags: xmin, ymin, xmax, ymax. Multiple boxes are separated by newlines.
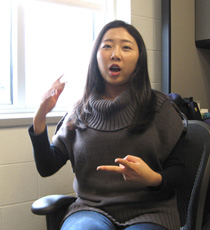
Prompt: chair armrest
<box><xmin>31</xmin><ymin>195</ymin><xmax>76</xmax><ymax>215</ymax></box>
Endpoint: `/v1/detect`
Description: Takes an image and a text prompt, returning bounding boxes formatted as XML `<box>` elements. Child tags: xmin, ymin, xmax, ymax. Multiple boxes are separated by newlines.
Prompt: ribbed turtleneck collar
<box><xmin>84</xmin><ymin>89</ymin><xmax>136</xmax><ymax>131</ymax></box>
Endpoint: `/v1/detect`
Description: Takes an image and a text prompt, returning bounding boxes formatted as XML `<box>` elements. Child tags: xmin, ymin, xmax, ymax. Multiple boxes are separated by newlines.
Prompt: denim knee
<box><xmin>61</xmin><ymin>211</ymin><xmax>116</xmax><ymax>230</ymax></box>
<box><xmin>124</xmin><ymin>223</ymin><xmax>167</xmax><ymax>230</ymax></box>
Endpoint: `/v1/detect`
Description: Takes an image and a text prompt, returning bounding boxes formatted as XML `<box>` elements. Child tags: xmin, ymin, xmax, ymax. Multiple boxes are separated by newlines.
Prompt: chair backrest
<box><xmin>176</xmin><ymin>120</ymin><xmax>210</xmax><ymax>230</ymax></box>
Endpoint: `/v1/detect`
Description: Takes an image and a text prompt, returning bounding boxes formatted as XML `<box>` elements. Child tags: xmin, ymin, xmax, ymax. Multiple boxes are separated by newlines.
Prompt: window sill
<box><xmin>0</xmin><ymin>112</ymin><xmax>65</xmax><ymax>128</ymax></box>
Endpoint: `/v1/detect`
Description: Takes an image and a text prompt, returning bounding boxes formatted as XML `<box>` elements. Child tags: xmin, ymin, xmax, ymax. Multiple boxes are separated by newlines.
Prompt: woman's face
<box><xmin>97</xmin><ymin>27</ymin><xmax>139</xmax><ymax>95</ymax></box>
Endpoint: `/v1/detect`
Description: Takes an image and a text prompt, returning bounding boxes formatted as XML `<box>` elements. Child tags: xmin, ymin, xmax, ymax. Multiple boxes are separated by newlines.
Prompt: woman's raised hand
<box><xmin>33</xmin><ymin>75</ymin><xmax>66</xmax><ymax>134</ymax></box>
<box><xmin>97</xmin><ymin>155</ymin><xmax>162</xmax><ymax>187</ymax></box>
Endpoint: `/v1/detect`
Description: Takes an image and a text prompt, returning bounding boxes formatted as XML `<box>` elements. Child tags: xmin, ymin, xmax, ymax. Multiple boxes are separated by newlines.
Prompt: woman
<box><xmin>29</xmin><ymin>20</ymin><xmax>185</xmax><ymax>230</ymax></box>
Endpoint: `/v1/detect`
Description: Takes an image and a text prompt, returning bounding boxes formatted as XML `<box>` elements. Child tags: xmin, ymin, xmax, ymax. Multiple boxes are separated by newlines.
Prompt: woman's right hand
<box><xmin>33</xmin><ymin>75</ymin><xmax>66</xmax><ymax>135</ymax></box>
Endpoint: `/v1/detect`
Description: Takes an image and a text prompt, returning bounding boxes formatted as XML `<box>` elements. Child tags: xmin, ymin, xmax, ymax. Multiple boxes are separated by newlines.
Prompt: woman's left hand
<box><xmin>97</xmin><ymin>155</ymin><xmax>162</xmax><ymax>187</ymax></box>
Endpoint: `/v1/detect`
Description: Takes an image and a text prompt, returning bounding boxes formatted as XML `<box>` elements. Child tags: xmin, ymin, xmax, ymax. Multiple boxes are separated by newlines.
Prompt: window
<box><xmin>0</xmin><ymin>1</ymin><xmax>12</xmax><ymax>105</ymax></box>
<box><xmin>0</xmin><ymin>0</ymin><xmax>130</xmax><ymax>117</ymax></box>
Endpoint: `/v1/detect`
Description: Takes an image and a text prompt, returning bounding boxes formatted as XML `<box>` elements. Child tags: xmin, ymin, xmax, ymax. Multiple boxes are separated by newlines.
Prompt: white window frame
<box><xmin>0</xmin><ymin>0</ymin><xmax>130</xmax><ymax>127</ymax></box>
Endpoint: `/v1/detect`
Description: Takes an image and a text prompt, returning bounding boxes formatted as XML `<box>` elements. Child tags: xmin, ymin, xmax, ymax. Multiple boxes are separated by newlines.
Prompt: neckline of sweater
<box><xmin>85</xmin><ymin>89</ymin><xmax>136</xmax><ymax>131</ymax></box>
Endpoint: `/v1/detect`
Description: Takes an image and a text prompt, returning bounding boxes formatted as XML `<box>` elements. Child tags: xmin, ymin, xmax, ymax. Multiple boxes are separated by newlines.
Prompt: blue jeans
<box><xmin>60</xmin><ymin>211</ymin><xmax>167</xmax><ymax>230</ymax></box>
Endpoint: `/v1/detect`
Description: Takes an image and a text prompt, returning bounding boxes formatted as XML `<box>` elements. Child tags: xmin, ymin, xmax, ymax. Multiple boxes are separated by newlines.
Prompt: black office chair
<box><xmin>31</xmin><ymin>120</ymin><xmax>210</xmax><ymax>230</ymax></box>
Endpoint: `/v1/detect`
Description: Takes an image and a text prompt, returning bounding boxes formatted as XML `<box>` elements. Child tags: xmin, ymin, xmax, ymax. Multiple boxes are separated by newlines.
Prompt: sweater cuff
<box><xmin>28</xmin><ymin>124</ymin><xmax>47</xmax><ymax>137</ymax></box>
<box><xmin>148</xmin><ymin>171</ymin><xmax>166</xmax><ymax>192</ymax></box>
<box><xmin>28</xmin><ymin>124</ymin><xmax>50</xmax><ymax>148</ymax></box>
<box><xmin>148</xmin><ymin>179</ymin><xmax>164</xmax><ymax>192</ymax></box>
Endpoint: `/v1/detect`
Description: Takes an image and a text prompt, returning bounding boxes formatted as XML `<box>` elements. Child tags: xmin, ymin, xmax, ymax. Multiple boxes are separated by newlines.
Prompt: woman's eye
<box><xmin>123</xmin><ymin>46</ymin><xmax>131</xmax><ymax>50</ymax></box>
<box><xmin>102</xmin><ymin>44</ymin><xmax>111</xmax><ymax>49</ymax></box>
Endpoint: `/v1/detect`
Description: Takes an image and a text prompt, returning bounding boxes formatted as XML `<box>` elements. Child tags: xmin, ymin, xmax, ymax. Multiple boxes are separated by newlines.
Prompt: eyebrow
<box><xmin>102</xmin><ymin>39</ymin><xmax>135</xmax><ymax>45</ymax></box>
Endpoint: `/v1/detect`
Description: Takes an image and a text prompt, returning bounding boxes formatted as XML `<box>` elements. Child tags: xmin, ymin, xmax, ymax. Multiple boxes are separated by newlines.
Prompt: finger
<box><xmin>115</xmin><ymin>158</ymin><xmax>131</xmax><ymax>167</ymax></box>
<box><xmin>55</xmin><ymin>82</ymin><xmax>66</xmax><ymax>94</ymax></box>
<box><xmin>97</xmin><ymin>165</ymin><xmax>123</xmax><ymax>173</ymax></box>
<box><xmin>124</xmin><ymin>155</ymin><xmax>141</xmax><ymax>163</ymax></box>
<box><xmin>52</xmin><ymin>74</ymin><xmax>64</xmax><ymax>86</ymax></box>
<box><xmin>51</xmin><ymin>82</ymin><xmax>66</xmax><ymax>98</ymax></box>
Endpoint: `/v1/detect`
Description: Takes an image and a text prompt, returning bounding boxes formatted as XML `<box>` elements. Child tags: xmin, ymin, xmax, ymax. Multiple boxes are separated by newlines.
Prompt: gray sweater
<box><xmin>29</xmin><ymin>89</ymin><xmax>185</xmax><ymax>229</ymax></box>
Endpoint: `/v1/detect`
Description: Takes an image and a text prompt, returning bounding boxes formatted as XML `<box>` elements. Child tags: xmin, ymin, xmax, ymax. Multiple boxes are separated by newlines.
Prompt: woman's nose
<box><xmin>110</xmin><ymin>48</ymin><xmax>121</xmax><ymax>61</ymax></box>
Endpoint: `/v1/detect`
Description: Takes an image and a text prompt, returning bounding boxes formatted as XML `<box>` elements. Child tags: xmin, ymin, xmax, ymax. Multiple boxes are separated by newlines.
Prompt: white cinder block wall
<box><xmin>0</xmin><ymin>124</ymin><xmax>74</xmax><ymax>230</ymax></box>
<box><xmin>0</xmin><ymin>1</ymin><xmax>162</xmax><ymax>229</ymax></box>
<box><xmin>131</xmin><ymin>0</ymin><xmax>162</xmax><ymax>91</ymax></box>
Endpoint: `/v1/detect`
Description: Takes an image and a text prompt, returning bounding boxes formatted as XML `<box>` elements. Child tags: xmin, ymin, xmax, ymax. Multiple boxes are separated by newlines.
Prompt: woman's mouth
<box><xmin>109</xmin><ymin>64</ymin><xmax>121</xmax><ymax>76</ymax></box>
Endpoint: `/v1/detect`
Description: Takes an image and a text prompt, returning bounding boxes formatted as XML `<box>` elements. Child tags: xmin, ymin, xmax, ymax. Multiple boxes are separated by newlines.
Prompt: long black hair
<box><xmin>70</xmin><ymin>20</ymin><xmax>156</xmax><ymax>133</ymax></box>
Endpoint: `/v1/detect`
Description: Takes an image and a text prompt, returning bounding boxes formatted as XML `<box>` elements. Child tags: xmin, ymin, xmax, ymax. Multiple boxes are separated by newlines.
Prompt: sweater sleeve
<box><xmin>159</xmin><ymin>134</ymin><xmax>186</xmax><ymax>190</ymax></box>
<box><xmin>28</xmin><ymin>125</ymin><xmax>69</xmax><ymax>177</ymax></box>
<box><xmin>150</xmin><ymin>92</ymin><xmax>186</xmax><ymax>191</ymax></box>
